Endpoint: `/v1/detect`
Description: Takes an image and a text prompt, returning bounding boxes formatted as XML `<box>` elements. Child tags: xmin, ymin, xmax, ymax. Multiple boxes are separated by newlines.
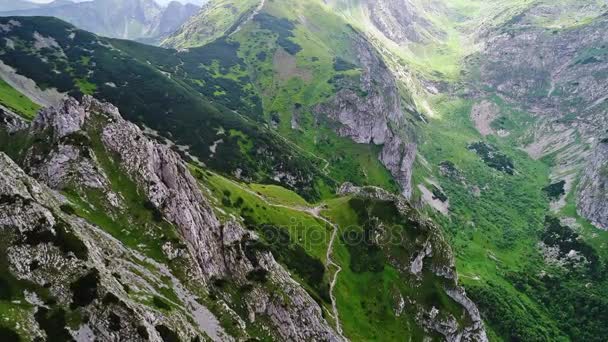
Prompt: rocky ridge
<box><xmin>1</xmin><ymin>95</ymin><xmax>340</xmax><ymax>341</ymax></box>
<box><xmin>338</xmin><ymin>183</ymin><xmax>488</xmax><ymax>342</ymax></box>
<box><xmin>315</xmin><ymin>34</ymin><xmax>417</xmax><ymax>198</ymax></box>
<box><xmin>470</xmin><ymin>7</ymin><xmax>608</xmax><ymax>229</ymax></box>
<box><xmin>366</xmin><ymin>0</ymin><xmax>443</xmax><ymax>44</ymax></box>
<box><xmin>0</xmin><ymin>0</ymin><xmax>200</xmax><ymax>43</ymax></box>
<box><xmin>0</xmin><ymin>152</ymin><xmax>224</xmax><ymax>341</ymax></box>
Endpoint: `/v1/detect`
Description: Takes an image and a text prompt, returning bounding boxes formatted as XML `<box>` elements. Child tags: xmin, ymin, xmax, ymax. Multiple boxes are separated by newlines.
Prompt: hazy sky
<box><xmin>28</xmin><ymin>0</ymin><xmax>206</xmax><ymax>5</ymax></box>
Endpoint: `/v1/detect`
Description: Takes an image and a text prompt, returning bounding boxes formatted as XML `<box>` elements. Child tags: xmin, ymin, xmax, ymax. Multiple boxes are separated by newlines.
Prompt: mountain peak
<box><xmin>0</xmin><ymin>0</ymin><xmax>200</xmax><ymax>43</ymax></box>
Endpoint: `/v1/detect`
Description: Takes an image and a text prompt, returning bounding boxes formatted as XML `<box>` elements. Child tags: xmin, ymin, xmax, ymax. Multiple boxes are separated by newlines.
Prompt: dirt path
<box><xmin>325</xmin><ymin>218</ymin><xmax>344</xmax><ymax>338</ymax></box>
<box><xmin>220</xmin><ymin>176</ymin><xmax>345</xmax><ymax>338</ymax></box>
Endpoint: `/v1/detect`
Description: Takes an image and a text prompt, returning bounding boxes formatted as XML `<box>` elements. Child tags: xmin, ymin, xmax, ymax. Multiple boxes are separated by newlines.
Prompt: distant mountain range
<box><xmin>0</xmin><ymin>0</ymin><xmax>73</xmax><ymax>11</ymax></box>
<box><xmin>0</xmin><ymin>0</ymin><xmax>200</xmax><ymax>43</ymax></box>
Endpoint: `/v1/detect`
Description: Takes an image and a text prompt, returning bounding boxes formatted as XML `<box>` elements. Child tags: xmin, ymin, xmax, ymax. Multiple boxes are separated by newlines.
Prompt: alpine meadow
<box><xmin>0</xmin><ymin>0</ymin><xmax>606</xmax><ymax>341</ymax></box>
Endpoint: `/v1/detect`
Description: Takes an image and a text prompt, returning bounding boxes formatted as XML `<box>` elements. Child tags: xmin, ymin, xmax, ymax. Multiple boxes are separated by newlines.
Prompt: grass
<box><xmin>417</xmin><ymin>95</ymin><xmax>551</xmax><ymax>267</ymax></box>
<box><xmin>193</xmin><ymin>167</ymin><xmax>330</xmax><ymax>261</ymax></box>
<box><xmin>75</xmin><ymin>78</ymin><xmax>97</xmax><ymax>95</ymax></box>
<box><xmin>0</xmin><ymin>79</ymin><xmax>40</xmax><ymax>119</ymax></box>
<box><xmin>163</xmin><ymin>0</ymin><xmax>261</xmax><ymax>48</ymax></box>
<box><xmin>248</xmin><ymin>184</ymin><xmax>310</xmax><ymax>207</ymax></box>
<box><xmin>412</xmin><ymin>93</ymin><xmax>608</xmax><ymax>340</ymax></box>
<box><xmin>320</xmin><ymin>195</ymin><xmax>466</xmax><ymax>341</ymax></box>
<box><xmin>229</xmin><ymin>0</ymin><xmax>400</xmax><ymax>193</ymax></box>
<box><xmin>191</xmin><ymin>166</ymin><xmax>338</xmax><ymax>304</ymax></box>
<box><xmin>0</xmin><ymin>302</ymin><xmax>35</xmax><ymax>341</ymax></box>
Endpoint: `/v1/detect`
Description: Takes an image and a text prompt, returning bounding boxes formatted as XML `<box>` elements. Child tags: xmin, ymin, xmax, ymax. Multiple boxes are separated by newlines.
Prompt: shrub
<box><xmin>542</xmin><ymin>181</ymin><xmax>565</xmax><ymax>199</ymax></box>
<box><xmin>155</xmin><ymin>325</ymin><xmax>180</xmax><ymax>342</ymax></box>
<box><xmin>70</xmin><ymin>269</ymin><xmax>99</xmax><ymax>308</ymax></box>
<box><xmin>60</xmin><ymin>204</ymin><xmax>76</xmax><ymax>215</ymax></box>
<box><xmin>34</xmin><ymin>308</ymin><xmax>73</xmax><ymax>342</ymax></box>
<box><xmin>152</xmin><ymin>296</ymin><xmax>171</xmax><ymax>311</ymax></box>
<box><xmin>0</xmin><ymin>327</ymin><xmax>19</xmax><ymax>342</ymax></box>
<box><xmin>246</xmin><ymin>268</ymin><xmax>269</xmax><ymax>283</ymax></box>
<box><xmin>333</xmin><ymin>57</ymin><xmax>357</xmax><ymax>71</ymax></box>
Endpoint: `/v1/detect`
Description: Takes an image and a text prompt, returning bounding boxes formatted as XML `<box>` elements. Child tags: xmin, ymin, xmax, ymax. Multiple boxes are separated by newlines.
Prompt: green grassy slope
<box><xmin>163</xmin><ymin>0</ymin><xmax>261</xmax><ymax>48</ymax></box>
<box><xmin>0</xmin><ymin>16</ymin><xmax>333</xmax><ymax>201</ymax></box>
<box><xmin>161</xmin><ymin>0</ymin><xmax>408</xmax><ymax>194</ymax></box>
<box><xmin>412</xmin><ymin>92</ymin><xmax>608</xmax><ymax>340</ymax></box>
<box><xmin>0</xmin><ymin>78</ymin><xmax>40</xmax><ymax>119</ymax></box>
<box><xmin>2</xmin><ymin>1</ymin><xmax>607</xmax><ymax>340</ymax></box>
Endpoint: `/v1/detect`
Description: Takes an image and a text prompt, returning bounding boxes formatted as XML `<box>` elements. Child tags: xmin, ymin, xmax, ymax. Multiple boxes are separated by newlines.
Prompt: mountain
<box><xmin>0</xmin><ymin>0</ymin><xmax>199</xmax><ymax>43</ymax></box>
<box><xmin>0</xmin><ymin>79</ymin><xmax>485</xmax><ymax>341</ymax></box>
<box><xmin>162</xmin><ymin>0</ymin><xmax>607</xmax><ymax>340</ymax></box>
<box><xmin>0</xmin><ymin>0</ymin><xmax>41</xmax><ymax>12</ymax></box>
<box><xmin>1</xmin><ymin>0</ymin><xmax>608</xmax><ymax>341</ymax></box>
<box><xmin>0</xmin><ymin>14</ymin><xmax>489</xmax><ymax>342</ymax></box>
<box><xmin>162</xmin><ymin>0</ymin><xmax>262</xmax><ymax>48</ymax></box>
<box><xmin>155</xmin><ymin>0</ymin><xmax>207</xmax><ymax>5</ymax></box>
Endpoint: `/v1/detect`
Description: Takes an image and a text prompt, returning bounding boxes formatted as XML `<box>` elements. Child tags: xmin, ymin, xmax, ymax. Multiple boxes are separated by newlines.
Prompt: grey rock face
<box><xmin>33</xmin><ymin>97</ymin><xmax>89</xmax><ymax>139</ymax></box>
<box><xmin>577</xmin><ymin>142</ymin><xmax>608</xmax><ymax>230</ymax></box>
<box><xmin>0</xmin><ymin>104</ymin><xmax>27</xmax><ymax>132</ymax></box>
<box><xmin>48</xmin><ymin>96</ymin><xmax>339</xmax><ymax>341</ymax></box>
<box><xmin>101</xmin><ymin>110</ymin><xmax>228</xmax><ymax>278</ymax></box>
<box><xmin>0</xmin><ymin>152</ymin><xmax>215</xmax><ymax>341</ymax></box>
<box><xmin>17</xmin><ymin>97</ymin><xmax>115</xmax><ymax>200</ymax></box>
<box><xmin>380</xmin><ymin>136</ymin><xmax>416</xmax><ymax>198</ymax></box>
<box><xmin>34</xmin><ymin>144</ymin><xmax>109</xmax><ymax>190</ymax></box>
<box><xmin>0</xmin><ymin>95</ymin><xmax>339</xmax><ymax>340</ymax></box>
<box><xmin>472</xmin><ymin>9</ymin><xmax>608</xmax><ymax>230</ymax></box>
<box><xmin>315</xmin><ymin>34</ymin><xmax>416</xmax><ymax>198</ymax></box>
<box><xmin>366</xmin><ymin>0</ymin><xmax>443</xmax><ymax>44</ymax></box>
<box><xmin>153</xmin><ymin>1</ymin><xmax>201</xmax><ymax>39</ymax></box>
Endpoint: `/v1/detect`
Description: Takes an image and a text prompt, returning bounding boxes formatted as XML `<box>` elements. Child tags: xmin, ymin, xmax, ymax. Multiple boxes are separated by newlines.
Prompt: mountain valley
<box><xmin>0</xmin><ymin>0</ymin><xmax>607</xmax><ymax>341</ymax></box>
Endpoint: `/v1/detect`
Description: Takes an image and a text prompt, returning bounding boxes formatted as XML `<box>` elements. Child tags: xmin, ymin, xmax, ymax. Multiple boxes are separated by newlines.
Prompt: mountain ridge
<box><xmin>0</xmin><ymin>0</ymin><xmax>607</xmax><ymax>340</ymax></box>
<box><xmin>0</xmin><ymin>0</ymin><xmax>200</xmax><ymax>43</ymax></box>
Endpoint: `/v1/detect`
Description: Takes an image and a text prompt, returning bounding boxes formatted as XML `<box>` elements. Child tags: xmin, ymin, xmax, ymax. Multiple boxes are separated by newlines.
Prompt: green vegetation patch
<box><xmin>35</xmin><ymin>307</ymin><xmax>73</xmax><ymax>342</ymax></box>
<box><xmin>467</xmin><ymin>281</ymin><xmax>567</xmax><ymax>341</ymax></box>
<box><xmin>253</xmin><ymin>13</ymin><xmax>302</xmax><ymax>55</ymax></box>
<box><xmin>251</xmin><ymin>224</ymin><xmax>328</xmax><ymax>301</ymax></box>
<box><xmin>0</xmin><ymin>327</ymin><xmax>19</xmax><ymax>342</ymax></box>
<box><xmin>23</xmin><ymin>219</ymin><xmax>88</xmax><ymax>261</ymax></box>
<box><xmin>196</xmin><ymin>169</ymin><xmax>331</xmax><ymax>303</ymax></box>
<box><xmin>542</xmin><ymin>216</ymin><xmax>603</xmax><ymax>278</ymax></box>
<box><xmin>321</xmin><ymin>195</ymin><xmax>465</xmax><ymax>340</ymax></box>
<box><xmin>0</xmin><ymin>79</ymin><xmax>40</xmax><ymax>119</ymax></box>
<box><xmin>333</xmin><ymin>57</ymin><xmax>357</xmax><ymax>71</ymax></box>
<box><xmin>542</xmin><ymin>180</ymin><xmax>566</xmax><ymax>199</ymax></box>
<box><xmin>467</xmin><ymin>141</ymin><xmax>515</xmax><ymax>174</ymax></box>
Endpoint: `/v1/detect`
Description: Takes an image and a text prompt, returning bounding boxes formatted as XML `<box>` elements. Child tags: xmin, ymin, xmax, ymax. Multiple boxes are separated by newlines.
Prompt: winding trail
<box><xmin>325</xmin><ymin>218</ymin><xmax>344</xmax><ymax>338</ymax></box>
<box><xmin>218</xmin><ymin>175</ymin><xmax>346</xmax><ymax>339</ymax></box>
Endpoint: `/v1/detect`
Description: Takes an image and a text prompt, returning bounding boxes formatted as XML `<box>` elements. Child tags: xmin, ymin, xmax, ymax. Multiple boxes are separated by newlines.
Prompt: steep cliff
<box><xmin>314</xmin><ymin>34</ymin><xmax>417</xmax><ymax>198</ymax></box>
<box><xmin>577</xmin><ymin>142</ymin><xmax>608</xmax><ymax>230</ymax></box>
<box><xmin>468</xmin><ymin>3</ymin><xmax>608</xmax><ymax>229</ymax></box>
<box><xmin>0</xmin><ymin>95</ymin><xmax>340</xmax><ymax>341</ymax></box>
<box><xmin>0</xmin><ymin>152</ymin><xmax>226</xmax><ymax>341</ymax></box>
